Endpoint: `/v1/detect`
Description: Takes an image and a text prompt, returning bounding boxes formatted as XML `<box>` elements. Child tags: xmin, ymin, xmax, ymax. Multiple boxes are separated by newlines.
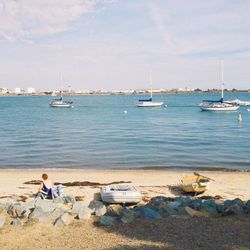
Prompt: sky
<box><xmin>0</xmin><ymin>0</ymin><xmax>250</xmax><ymax>91</ymax></box>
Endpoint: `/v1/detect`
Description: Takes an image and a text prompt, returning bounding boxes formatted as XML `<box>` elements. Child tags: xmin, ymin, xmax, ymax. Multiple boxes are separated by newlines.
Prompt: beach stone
<box><xmin>88</xmin><ymin>200</ymin><xmax>104</xmax><ymax>211</ymax></box>
<box><xmin>175</xmin><ymin>197</ymin><xmax>193</xmax><ymax>207</ymax></box>
<box><xmin>215</xmin><ymin>200</ymin><xmax>224</xmax><ymax>213</ymax></box>
<box><xmin>25</xmin><ymin>199</ymin><xmax>36</xmax><ymax>210</ymax></box>
<box><xmin>54</xmin><ymin>213</ymin><xmax>73</xmax><ymax>226</ymax></box>
<box><xmin>185</xmin><ymin>207</ymin><xmax>209</xmax><ymax>218</ymax></box>
<box><xmin>136</xmin><ymin>207</ymin><xmax>161</xmax><ymax>220</ymax></box>
<box><xmin>99</xmin><ymin>216</ymin><xmax>117</xmax><ymax>226</ymax></box>
<box><xmin>69</xmin><ymin>201</ymin><xmax>86</xmax><ymax>215</ymax></box>
<box><xmin>245</xmin><ymin>200</ymin><xmax>250</xmax><ymax>214</ymax></box>
<box><xmin>120</xmin><ymin>209</ymin><xmax>135</xmax><ymax>224</ymax></box>
<box><xmin>28</xmin><ymin>207</ymin><xmax>51</xmax><ymax>222</ymax></box>
<box><xmin>7</xmin><ymin>203</ymin><xmax>28</xmax><ymax>218</ymax></box>
<box><xmin>63</xmin><ymin>195</ymin><xmax>76</xmax><ymax>204</ymax></box>
<box><xmin>11</xmin><ymin>218</ymin><xmax>23</xmax><ymax>226</ymax></box>
<box><xmin>149</xmin><ymin>196</ymin><xmax>169</xmax><ymax>207</ymax></box>
<box><xmin>95</xmin><ymin>205</ymin><xmax>107</xmax><ymax>217</ymax></box>
<box><xmin>77</xmin><ymin>207</ymin><xmax>92</xmax><ymax>220</ymax></box>
<box><xmin>223</xmin><ymin>204</ymin><xmax>245</xmax><ymax>216</ymax></box>
<box><xmin>200</xmin><ymin>200</ymin><xmax>218</xmax><ymax>217</ymax></box>
<box><xmin>35</xmin><ymin>199</ymin><xmax>57</xmax><ymax>213</ymax></box>
<box><xmin>53</xmin><ymin>197</ymin><xmax>65</xmax><ymax>204</ymax></box>
<box><xmin>106</xmin><ymin>204</ymin><xmax>123</xmax><ymax>217</ymax></box>
<box><xmin>0</xmin><ymin>215</ymin><xmax>5</xmax><ymax>228</ymax></box>
<box><xmin>189</xmin><ymin>199</ymin><xmax>202</xmax><ymax>210</ymax></box>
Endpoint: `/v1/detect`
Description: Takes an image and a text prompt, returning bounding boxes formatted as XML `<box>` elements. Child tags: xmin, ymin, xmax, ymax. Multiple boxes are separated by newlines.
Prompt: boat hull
<box><xmin>136</xmin><ymin>101</ymin><xmax>164</xmax><ymax>107</ymax></box>
<box><xmin>101</xmin><ymin>185</ymin><xmax>142</xmax><ymax>204</ymax></box>
<box><xmin>180</xmin><ymin>175</ymin><xmax>210</xmax><ymax>193</ymax></box>
<box><xmin>49</xmin><ymin>101</ymin><xmax>73</xmax><ymax>108</ymax></box>
<box><xmin>200</xmin><ymin>106</ymin><xmax>239</xmax><ymax>111</ymax></box>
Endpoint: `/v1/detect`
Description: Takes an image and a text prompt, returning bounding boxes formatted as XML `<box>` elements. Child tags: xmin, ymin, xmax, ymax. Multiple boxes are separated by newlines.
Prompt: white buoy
<box><xmin>238</xmin><ymin>114</ymin><xmax>242</xmax><ymax>122</ymax></box>
<box><xmin>123</xmin><ymin>110</ymin><xmax>127</xmax><ymax>114</ymax></box>
<box><xmin>247</xmin><ymin>109</ymin><xmax>250</xmax><ymax>112</ymax></box>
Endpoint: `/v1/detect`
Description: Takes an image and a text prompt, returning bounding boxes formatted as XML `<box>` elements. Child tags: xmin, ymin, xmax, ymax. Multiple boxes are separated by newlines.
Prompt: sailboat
<box><xmin>136</xmin><ymin>72</ymin><xmax>164</xmax><ymax>107</ymax></box>
<box><xmin>49</xmin><ymin>75</ymin><xmax>73</xmax><ymax>108</ymax></box>
<box><xmin>199</xmin><ymin>61</ymin><xmax>239</xmax><ymax>111</ymax></box>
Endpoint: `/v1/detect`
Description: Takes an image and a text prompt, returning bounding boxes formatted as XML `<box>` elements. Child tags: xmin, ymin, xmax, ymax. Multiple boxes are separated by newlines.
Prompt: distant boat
<box><xmin>199</xmin><ymin>61</ymin><xmax>239</xmax><ymax>111</ymax></box>
<box><xmin>101</xmin><ymin>185</ymin><xmax>142</xmax><ymax>204</ymax></box>
<box><xmin>136</xmin><ymin>72</ymin><xmax>164</xmax><ymax>107</ymax></box>
<box><xmin>180</xmin><ymin>173</ymin><xmax>211</xmax><ymax>194</ymax></box>
<box><xmin>50</xmin><ymin>92</ymin><xmax>73</xmax><ymax>108</ymax></box>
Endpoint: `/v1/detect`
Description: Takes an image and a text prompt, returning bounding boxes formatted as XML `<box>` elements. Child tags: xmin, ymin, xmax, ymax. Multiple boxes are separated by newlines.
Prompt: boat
<box><xmin>100</xmin><ymin>185</ymin><xmax>142</xmax><ymax>204</ymax></box>
<box><xmin>180</xmin><ymin>173</ymin><xmax>211</xmax><ymax>194</ymax></box>
<box><xmin>223</xmin><ymin>99</ymin><xmax>250</xmax><ymax>106</ymax></box>
<box><xmin>49</xmin><ymin>95</ymin><xmax>73</xmax><ymax>108</ymax></box>
<box><xmin>199</xmin><ymin>61</ymin><xmax>239</xmax><ymax>111</ymax></box>
<box><xmin>136</xmin><ymin>72</ymin><xmax>164</xmax><ymax>107</ymax></box>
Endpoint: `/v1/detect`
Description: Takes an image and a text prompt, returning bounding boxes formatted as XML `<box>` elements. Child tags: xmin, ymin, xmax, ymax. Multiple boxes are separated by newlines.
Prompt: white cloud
<box><xmin>0</xmin><ymin>0</ymin><xmax>95</xmax><ymax>41</ymax></box>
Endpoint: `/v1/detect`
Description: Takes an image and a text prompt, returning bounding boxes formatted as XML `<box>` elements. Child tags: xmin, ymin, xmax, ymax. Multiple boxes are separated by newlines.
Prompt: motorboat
<box><xmin>101</xmin><ymin>185</ymin><xmax>142</xmax><ymax>204</ymax></box>
<box><xmin>49</xmin><ymin>96</ymin><xmax>73</xmax><ymax>108</ymax></box>
<box><xmin>136</xmin><ymin>72</ymin><xmax>165</xmax><ymax>107</ymax></box>
<box><xmin>199</xmin><ymin>61</ymin><xmax>239</xmax><ymax>111</ymax></box>
<box><xmin>180</xmin><ymin>173</ymin><xmax>211</xmax><ymax>194</ymax></box>
<box><xmin>224</xmin><ymin>99</ymin><xmax>250</xmax><ymax>106</ymax></box>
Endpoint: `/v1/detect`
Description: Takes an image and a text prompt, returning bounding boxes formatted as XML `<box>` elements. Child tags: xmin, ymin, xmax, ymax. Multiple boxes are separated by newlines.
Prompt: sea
<box><xmin>0</xmin><ymin>93</ymin><xmax>250</xmax><ymax>170</ymax></box>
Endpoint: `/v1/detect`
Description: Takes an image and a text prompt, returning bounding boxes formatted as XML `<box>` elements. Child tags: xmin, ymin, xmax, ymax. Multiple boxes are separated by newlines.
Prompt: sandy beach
<box><xmin>0</xmin><ymin>169</ymin><xmax>250</xmax><ymax>250</ymax></box>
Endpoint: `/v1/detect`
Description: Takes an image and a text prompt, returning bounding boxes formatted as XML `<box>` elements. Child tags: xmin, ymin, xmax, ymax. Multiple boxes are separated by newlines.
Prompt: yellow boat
<box><xmin>180</xmin><ymin>173</ymin><xmax>210</xmax><ymax>193</ymax></box>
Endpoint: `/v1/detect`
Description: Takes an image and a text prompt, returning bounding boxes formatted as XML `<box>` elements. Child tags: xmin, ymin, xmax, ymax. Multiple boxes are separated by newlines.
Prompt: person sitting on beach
<box><xmin>38</xmin><ymin>173</ymin><xmax>59</xmax><ymax>199</ymax></box>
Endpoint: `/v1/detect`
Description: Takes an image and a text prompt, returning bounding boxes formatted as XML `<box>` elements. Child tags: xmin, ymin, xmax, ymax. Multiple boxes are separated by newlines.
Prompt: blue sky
<box><xmin>0</xmin><ymin>0</ymin><xmax>250</xmax><ymax>90</ymax></box>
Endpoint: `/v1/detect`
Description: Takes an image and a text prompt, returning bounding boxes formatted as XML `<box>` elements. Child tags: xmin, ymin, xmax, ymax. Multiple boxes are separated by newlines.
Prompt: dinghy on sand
<box><xmin>180</xmin><ymin>173</ymin><xmax>212</xmax><ymax>194</ymax></box>
<box><xmin>101</xmin><ymin>185</ymin><xmax>142</xmax><ymax>204</ymax></box>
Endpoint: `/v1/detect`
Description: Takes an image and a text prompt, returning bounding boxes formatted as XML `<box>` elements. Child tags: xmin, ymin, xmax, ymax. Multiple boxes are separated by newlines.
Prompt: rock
<box><xmin>69</xmin><ymin>202</ymin><xmax>86</xmax><ymax>215</ymax></box>
<box><xmin>175</xmin><ymin>197</ymin><xmax>193</xmax><ymax>207</ymax></box>
<box><xmin>200</xmin><ymin>200</ymin><xmax>218</xmax><ymax>217</ymax></box>
<box><xmin>245</xmin><ymin>200</ymin><xmax>250</xmax><ymax>214</ymax></box>
<box><xmin>168</xmin><ymin>201</ymin><xmax>182</xmax><ymax>210</ymax></box>
<box><xmin>106</xmin><ymin>204</ymin><xmax>123</xmax><ymax>217</ymax></box>
<box><xmin>53</xmin><ymin>197</ymin><xmax>65</xmax><ymax>204</ymax></box>
<box><xmin>215</xmin><ymin>200</ymin><xmax>224</xmax><ymax>213</ymax></box>
<box><xmin>120</xmin><ymin>209</ymin><xmax>135</xmax><ymax>224</ymax></box>
<box><xmin>54</xmin><ymin>213</ymin><xmax>73</xmax><ymax>226</ymax></box>
<box><xmin>63</xmin><ymin>195</ymin><xmax>76</xmax><ymax>204</ymax></box>
<box><xmin>34</xmin><ymin>199</ymin><xmax>57</xmax><ymax>213</ymax></box>
<box><xmin>223</xmin><ymin>204</ymin><xmax>245</xmax><ymax>216</ymax></box>
<box><xmin>185</xmin><ymin>207</ymin><xmax>209</xmax><ymax>218</ymax></box>
<box><xmin>11</xmin><ymin>218</ymin><xmax>23</xmax><ymax>226</ymax></box>
<box><xmin>0</xmin><ymin>215</ymin><xmax>5</xmax><ymax>227</ymax></box>
<box><xmin>88</xmin><ymin>200</ymin><xmax>104</xmax><ymax>211</ymax></box>
<box><xmin>99</xmin><ymin>216</ymin><xmax>116</xmax><ymax>226</ymax></box>
<box><xmin>136</xmin><ymin>207</ymin><xmax>161</xmax><ymax>220</ymax></box>
<box><xmin>149</xmin><ymin>196</ymin><xmax>169</xmax><ymax>207</ymax></box>
<box><xmin>95</xmin><ymin>205</ymin><xmax>107</xmax><ymax>217</ymax></box>
<box><xmin>28</xmin><ymin>207</ymin><xmax>51</xmax><ymax>222</ymax></box>
<box><xmin>77</xmin><ymin>207</ymin><xmax>92</xmax><ymax>220</ymax></box>
<box><xmin>7</xmin><ymin>203</ymin><xmax>29</xmax><ymax>218</ymax></box>
<box><xmin>189</xmin><ymin>199</ymin><xmax>202</xmax><ymax>210</ymax></box>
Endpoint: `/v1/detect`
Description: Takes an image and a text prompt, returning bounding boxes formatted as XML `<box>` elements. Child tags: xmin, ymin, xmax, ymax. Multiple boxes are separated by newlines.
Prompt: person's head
<box><xmin>42</xmin><ymin>173</ymin><xmax>48</xmax><ymax>180</ymax></box>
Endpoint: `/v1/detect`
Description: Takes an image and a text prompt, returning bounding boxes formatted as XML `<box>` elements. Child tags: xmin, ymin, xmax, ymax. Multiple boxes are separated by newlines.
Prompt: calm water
<box><xmin>0</xmin><ymin>93</ymin><xmax>250</xmax><ymax>170</ymax></box>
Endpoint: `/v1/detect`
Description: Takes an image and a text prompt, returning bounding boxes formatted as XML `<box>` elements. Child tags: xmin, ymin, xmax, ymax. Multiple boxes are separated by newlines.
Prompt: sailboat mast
<box><xmin>150</xmin><ymin>71</ymin><xmax>152</xmax><ymax>99</ymax></box>
<box><xmin>221</xmin><ymin>60</ymin><xmax>224</xmax><ymax>101</ymax></box>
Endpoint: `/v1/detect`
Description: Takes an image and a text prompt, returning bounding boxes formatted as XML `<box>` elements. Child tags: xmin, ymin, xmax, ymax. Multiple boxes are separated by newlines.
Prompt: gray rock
<box><xmin>69</xmin><ymin>201</ymin><xmax>86</xmax><ymax>215</ymax></box>
<box><xmin>77</xmin><ymin>207</ymin><xmax>92</xmax><ymax>220</ymax></box>
<box><xmin>99</xmin><ymin>216</ymin><xmax>116</xmax><ymax>226</ymax></box>
<box><xmin>223</xmin><ymin>204</ymin><xmax>245</xmax><ymax>216</ymax></box>
<box><xmin>88</xmin><ymin>200</ymin><xmax>104</xmax><ymax>211</ymax></box>
<box><xmin>7</xmin><ymin>203</ymin><xmax>29</xmax><ymax>218</ymax></box>
<box><xmin>11</xmin><ymin>218</ymin><xmax>23</xmax><ymax>226</ymax></box>
<box><xmin>189</xmin><ymin>199</ymin><xmax>202</xmax><ymax>210</ymax></box>
<box><xmin>120</xmin><ymin>209</ymin><xmax>135</xmax><ymax>224</ymax></box>
<box><xmin>35</xmin><ymin>199</ymin><xmax>57</xmax><ymax>213</ymax></box>
<box><xmin>215</xmin><ymin>200</ymin><xmax>224</xmax><ymax>213</ymax></box>
<box><xmin>0</xmin><ymin>215</ymin><xmax>5</xmax><ymax>227</ymax></box>
<box><xmin>28</xmin><ymin>207</ymin><xmax>52</xmax><ymax>222</ymax></box>
<box><xmin>95</xmin><ymin>205</ymin><xmax>107</xmax><ymax>217</ymax></box>
<box><xmin>245</xmin><ymin>200</ymin><xmax>250</xmax><ymax>214</ymax></box>
<box><xmin>135</xmin><ymin>207</ymin><xmax>161</xmax><ymax>220</ymax></box>
<box><xmin>63</xmin><ymin>195</ymin><xmax>76</xmax><ymax>204</ymax></box>
<box><xmin>106</xmin><ymin>204</ymin><xmax>123</xmax><ymax>217</ymax></box>
<box><xmin>53</xmin><ymin>197</ymin><xmax>65</xmax><ymax>204</ymax></box>
<box><xmin>54</xmin><ymin>213</ymin><xmax>73</xmax><ymax>226</ymax></box>
<box><xmin>175</xmin><ymin>197</ymin><xmax>193</xmax><ymax>207</ymax></box>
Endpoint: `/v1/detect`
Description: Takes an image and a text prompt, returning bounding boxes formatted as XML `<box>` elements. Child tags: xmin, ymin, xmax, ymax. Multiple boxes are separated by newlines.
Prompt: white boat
<box><xmin>136</xmin><ymin>72</ymin><xmax>164</xmax><ymax>107</ymax></box>
<box><xmin>199</xmin><ymin>61</ymin><xmax>239</xmax><ymax>111</ymax></box>
<box><xmin>224</xmin><ymin>99</ymin><xmax>250</xmax><ymax>106</ymax></box>
<box><xmin>101</xmin><ymin>185</ymin><xmax>142</xmax><ymax>204</ymax></box>
<box><xmin>50</xmin><ymin>96</ymin><xmax>73</xmax><ymax>108</ymax></box>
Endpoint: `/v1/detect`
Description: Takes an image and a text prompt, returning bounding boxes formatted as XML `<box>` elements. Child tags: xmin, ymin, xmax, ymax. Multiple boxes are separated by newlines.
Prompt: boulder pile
<box><xmin>0</xmin><ymin>195</ymin><xmax>249</xmax><ymax>228</ymax></box>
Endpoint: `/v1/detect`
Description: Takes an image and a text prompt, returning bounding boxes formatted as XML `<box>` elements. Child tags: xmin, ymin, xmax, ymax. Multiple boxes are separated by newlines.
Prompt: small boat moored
<box><xmin>101</xmin><ymin>185</ymin><xmax>142</xmax><ymax>204</ymax></box>
<box><xmin>180</xmin><ymin>173</ymin><xmax>212</xmax><ymax>194</ymax></box>
<box><xmin>49</xmin><ymin>96</ymin><xmax>73</xmax><ymax>108</ymax></box>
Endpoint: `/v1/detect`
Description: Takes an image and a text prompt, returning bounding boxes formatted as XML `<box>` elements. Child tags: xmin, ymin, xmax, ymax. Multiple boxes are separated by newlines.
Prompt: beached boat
<box><xmin>101</xmin><ymin>185</ymin><xmax>142</xmax><ymax>204</ymax></box>
<box><xmin>199</xmin><ymin>61</ymin><xmax>239</xmax><ymax>111</ymax></box>
<box><xmin>49</xmin><ymin>96</ymin><xmax>73</xmax><ymax>108</ymax></box>
<box><xmin>136</xmin><ymin>72</ymin><xmax>164</xmax><ymax>107</ymax></box>
<box><xmin>180</xmin><ymin>174</ymin><xmax>210</xmax><ymax>193</ymax></box>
